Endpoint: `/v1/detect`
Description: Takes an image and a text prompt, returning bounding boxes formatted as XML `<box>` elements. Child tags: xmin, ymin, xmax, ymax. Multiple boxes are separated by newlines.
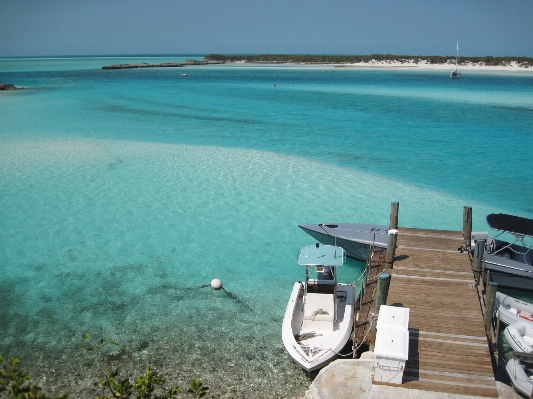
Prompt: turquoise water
<box><xmin>1</xmin><ymin>57</ymin><xmax>533</xmax><ymax>398</ymax></box>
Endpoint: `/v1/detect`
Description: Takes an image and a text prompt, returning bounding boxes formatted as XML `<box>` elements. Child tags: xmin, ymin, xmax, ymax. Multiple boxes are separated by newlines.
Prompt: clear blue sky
<box><xmin>1</xmin><ymin>0</ymin><xmax>532</xmax><ymax>57</ymax></box>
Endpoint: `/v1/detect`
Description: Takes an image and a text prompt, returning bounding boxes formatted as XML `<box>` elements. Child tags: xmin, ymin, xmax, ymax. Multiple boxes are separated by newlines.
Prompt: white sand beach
<box><xmin>220</xmin><ymin>59</ymin><xmax>533</xmax><ymax>73</ymax></box>
<box><xmin>331</xmin><ymin>59</ymin><xmax>533</xmax><ymax>72</ymax></box>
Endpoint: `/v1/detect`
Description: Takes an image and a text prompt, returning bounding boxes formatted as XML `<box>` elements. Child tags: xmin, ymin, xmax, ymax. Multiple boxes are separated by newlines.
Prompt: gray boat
<box><xmin>298</xmin><ymin>223</ymin><xmax>388</xmax><ymax>261</ymax></box>
<box><xmin>300</xmin><ymin>213</ymin><xmax>533</xmax><ymax>292</ymax></box>
<box><xmin>478</xmin><ymin>214</ymin><xmax>533</xmax><ymax>292</ymax></box>
<box><xmin>506</xmin><ymin>352</ymin><xmax>533</xmax><ymax>399</ymax></box>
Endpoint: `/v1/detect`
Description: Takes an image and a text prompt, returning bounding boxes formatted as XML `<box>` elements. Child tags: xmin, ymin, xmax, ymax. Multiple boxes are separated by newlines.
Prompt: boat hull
<box><xmin>496</xmin><ymin>292</ymin><xmax>533</xmax><ymax>327</ymax></box>
<box><xmin>282</xmin><ymin>282</ymin><xmax>354</xmax><ymax>372</ymax></box>
<box><xmin>506</xmin><ymin>358</ymin><xmax>533</xmax><ymax>399</ymax></box>
<box><xmin>504</xmin><ymin>322</ymin><xmax>533</xmax><ymax>353</ymax></box>
<box><xmin>298</xmin><ymin>224</ymin><xmax>388</xmax><ymax>261</ymax></box>
<box><xmin>480</xmin><ymin>221</ymin><xmax>533</xmax><ymax>291</ymax></box>
<box><xmin>450</xmin><ymin>71</ymin><xmax>461</xmax><ymax>79</ymax></box>
<box><xmin>484</xmin><ymin>251</ymin><xmax>533</xmax><ymax>292</ymax></box>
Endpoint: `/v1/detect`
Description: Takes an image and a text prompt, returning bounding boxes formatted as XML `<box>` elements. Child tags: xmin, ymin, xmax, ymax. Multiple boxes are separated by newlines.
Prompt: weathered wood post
<box><xmin>484</xmin><ymin>281</ymin><xmax>498</xmax><ymax>336</ymax></box>
<box><xmin>463</xmin><ymin>206</ymin><xmax>472</xmax><ymax>246</ymax></box>
<box><xmin>370</xmin><ymin>273</ymin><xmax>391</xmax><ymax>351</ymax></box>
<box><xmin>390</xmin><ymin>201</ymin><xmax>399</xmax><ymax>230</ymax></box>
<box><xmin>473</xmin><ymin>239</ymin><xmax>486</xmax><ymax>285</ymax></box>
<box><xmin>385</xmin><ymin>229</ymin><xmax>398</xmax><ymax>270</ymax></box>
<box><xmin>374</xmin><ymin>273</ymin><xmax>391</xmax><ymax>314</ymax></box>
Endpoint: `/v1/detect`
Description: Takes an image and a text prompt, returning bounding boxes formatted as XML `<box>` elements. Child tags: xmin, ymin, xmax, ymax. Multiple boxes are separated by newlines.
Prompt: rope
<box><xmin>310</xmin><ymin>309</ymin><xmax>330</xmax><ymax>321</ymax></box>
<box><xmin>462</xmin><ymin>230</ymin><xmax>471</xmax><ymax>242</ymax></box>
<box><xmin>352</xmin><ymin>314</ymin><xmax>379</xmax><ymax>354</ymax></box>
<box><xmin>354</xmin><ymin>269</ymin><xmax>367</xmax><ymax>285</ymax></box>
<box><xmin>325</xmin><ymin>314</ymin><xmax>380</xmax><ymax>358</ymax></box>
<box><xmin>352</xmin><ymin>246</ymin><xmax>383</xmax><ymax>286</ymax></box>
<box><xmin>296</xmin><ymin>332</ymin><xmax>322</xmax><ymax>341</ymax></box>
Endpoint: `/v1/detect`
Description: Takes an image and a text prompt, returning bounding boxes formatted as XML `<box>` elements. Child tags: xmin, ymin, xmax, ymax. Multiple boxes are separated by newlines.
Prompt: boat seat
<box><xmin>304</xmin><ymin>293</ymin><xmax>334</xmax><ymax>322</ymax></box>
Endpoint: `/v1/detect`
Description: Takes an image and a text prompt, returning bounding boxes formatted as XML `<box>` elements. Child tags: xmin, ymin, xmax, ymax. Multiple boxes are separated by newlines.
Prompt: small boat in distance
<box><xmin>450</xmin><ymin>38</ymin><xmax>461</xmax><ymax>79</ymax></box>
<box><xmin>282</xmin><ymin>244</ymin><xmax>354</xmax><ymax>372</ymax></box>
<box><xmin>179</xmin><ymin>73</ymin><xmax>188</xmax><ymax>76</ymax></box>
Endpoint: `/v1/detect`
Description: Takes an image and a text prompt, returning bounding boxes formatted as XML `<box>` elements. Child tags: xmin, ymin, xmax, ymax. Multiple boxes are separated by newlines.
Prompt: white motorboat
<box><xmin>506</xmin><ymin>353</ymin><xmax>533</xmax><ymax>398</ymax></box>
<box><xmin>505</xmin><ymin>321</ymin><xmax>533</xmax><ymax>353</ymax></box>
<box><xmin>496</xmin><ymin>292</ymin><xmax>533</xmax><ymax>327</ymax></box>
<box><xmin>282</xmin><ymin>244</ymin><xmax>355</xmax><ymax>372</ymax></box>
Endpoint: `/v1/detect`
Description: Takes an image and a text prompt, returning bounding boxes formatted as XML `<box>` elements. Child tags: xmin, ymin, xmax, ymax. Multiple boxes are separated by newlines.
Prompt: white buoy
<box><xmin>210</xmin><ymin>279</ymin><xmax>223</xmax><ymax>290</ymax></box>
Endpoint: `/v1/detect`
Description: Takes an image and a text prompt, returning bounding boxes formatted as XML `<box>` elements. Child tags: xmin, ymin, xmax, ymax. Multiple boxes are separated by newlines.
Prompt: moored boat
<box><xmin>504</xmin><ymin>321</ymin><xmax>533</xmax><ymax>354</ymax></box>
<box><xmin>496</xmin><ymin>292</ymin><xmax>533</xmax><ymax>327</ymax></box>
<box><xmin>506</xmin><ymin>352</ymin><xmax>533</xmax><ymax>398</ymax></box>
<box><xmin>282</xmin><ymin>244</ymin><xmax>355</xmax><ymax>372</ymax></box>
<box><xmin>298</xmin><ymin>223</ymin><xmax>388</xmax><ymax>261</ymax></box>
<box><xmin>475</xmin><ymin>213</ymin><xmax>533</xmax><ymax>291</ymax></box>
<box><xmin>450</xmin><ymin>38</ymin><xmax>461</xmax><ymax>79</ymax></box>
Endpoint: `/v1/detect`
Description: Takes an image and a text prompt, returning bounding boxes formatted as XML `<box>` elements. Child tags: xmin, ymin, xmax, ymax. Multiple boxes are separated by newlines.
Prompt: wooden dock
<box><xmin>354</xmin><ymin>227</ymin><xmax>499</xmax><ymax>397</ymax></box>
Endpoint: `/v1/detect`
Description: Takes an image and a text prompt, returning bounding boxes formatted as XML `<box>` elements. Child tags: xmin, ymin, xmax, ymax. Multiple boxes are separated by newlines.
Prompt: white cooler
<box><xmin>374</xmin><ymin>326</ymin><xmax>409</xmax><ymax>384</ymax></box>
<box><xmin>374</xmin><ymin>305</ymin><xmax>410</xmax><ymax>384</ymax></box>
<box><xmin>376</xmin><ymin>305</ymin><xmax>410</xmax><ymax>330</ymax></box>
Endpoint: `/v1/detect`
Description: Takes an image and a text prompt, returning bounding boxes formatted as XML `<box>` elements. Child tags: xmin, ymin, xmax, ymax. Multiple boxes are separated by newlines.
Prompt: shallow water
<box><xmin>1</xmin><ymin>57</ymin><xmax>533</xmax><ymax>398</ymax></box>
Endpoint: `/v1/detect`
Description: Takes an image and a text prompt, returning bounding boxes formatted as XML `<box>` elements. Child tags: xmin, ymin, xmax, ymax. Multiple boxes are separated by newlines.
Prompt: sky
<box><xmin>1</xmin><ymin>0</ymin><xmax>533</xmax><ymax>57</ymax></box>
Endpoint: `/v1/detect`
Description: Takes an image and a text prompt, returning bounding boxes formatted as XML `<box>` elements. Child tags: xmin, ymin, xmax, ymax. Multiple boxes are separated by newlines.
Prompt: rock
<box><xmin>496</xmin><ymin>381</ymin><xmax>523</xmax><ymax>399</ymax></box>
<box><xmin>302</xmin><ymin>351</ymin><xmax>511</xmax><ymax>399</ymax></box>
<box><xmin>304</xmin><ymin>354</ymin><xmax>375</xmax><ymax>399</ymax></box>
<box><xmin>0</xmin><ymin>82</ymin><xmax>22</xmax><ymax>90</ymax></box>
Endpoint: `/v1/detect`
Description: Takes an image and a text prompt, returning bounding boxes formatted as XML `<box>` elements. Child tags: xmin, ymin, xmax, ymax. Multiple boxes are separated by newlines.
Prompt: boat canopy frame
<box><xmin>297</xmin><ymin>244</ymin><xmax>346</xmax><ymax>323</ymax></box>
<box><xmin>486</xmin><ymin>214</ymin><xmax>533</xmax><ymax>258</ymax></box>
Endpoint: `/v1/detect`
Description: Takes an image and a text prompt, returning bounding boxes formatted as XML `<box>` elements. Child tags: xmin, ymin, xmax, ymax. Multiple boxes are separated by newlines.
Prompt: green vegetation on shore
<box><xmin>204</xmin><ymin>54</ymin><xmax>533</xmax><ymax>67</ymax></box>
<box><xmin>1</xmin><ymin>335</ymin><xmax>210</xmax><ymax>399</ymax></box>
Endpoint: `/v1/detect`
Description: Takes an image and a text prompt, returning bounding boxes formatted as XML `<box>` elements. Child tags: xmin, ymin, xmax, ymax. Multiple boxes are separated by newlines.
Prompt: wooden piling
<box><xmin>473</xmin><ymin>239</ymin><xmax>486</xmax><ymax>284</ymax></box>
<box><xmin>390</xmin><ymin>201</ymin><xmax>399</xmax><ymax>230</ymax></box>
<box><xmin>374</xmin><ymin>273</ymin><xmax>391</xmax><ymax>314</ymax></box>
<box><xmin>384</xmin><ymin>229</ymin><xmax>398</xmax><ymax>270</ymax></box>
<box><xmin>462</xmin><ymin>206</ymin><xmax>472</xmax><ymax>245</ymax></box>
<box><xmin>484</xmin><ymin>281</ymin><xmax>498</xmax><ymax>335</ymax></box>
<box><xmin>369</xmin><ymin>272</ymin><xmax>390</xmax><ymax>351</ymax></box>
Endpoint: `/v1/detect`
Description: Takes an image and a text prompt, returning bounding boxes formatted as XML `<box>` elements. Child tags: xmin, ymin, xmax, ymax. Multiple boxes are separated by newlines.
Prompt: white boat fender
<box><xmin>211</xmin><ymin>279</ymin><xmax>223</xmax><ymax>290</ymax></box>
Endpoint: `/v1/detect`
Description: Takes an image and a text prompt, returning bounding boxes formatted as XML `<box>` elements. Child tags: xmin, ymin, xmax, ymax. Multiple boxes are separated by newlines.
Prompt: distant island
<box><xmin>204</xmin><ymin>54</ymin><xmax>533</xmax><ymax>68</ymax></box>
<box><xmin>102</xmin><ymin>60</ymin><xmax>222</xmax><ymax>69</ymax></box>
<box><xmin>101</xmin><ymin>54</ymin><xmax>533</xmax><ymax>70</ymax></box>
